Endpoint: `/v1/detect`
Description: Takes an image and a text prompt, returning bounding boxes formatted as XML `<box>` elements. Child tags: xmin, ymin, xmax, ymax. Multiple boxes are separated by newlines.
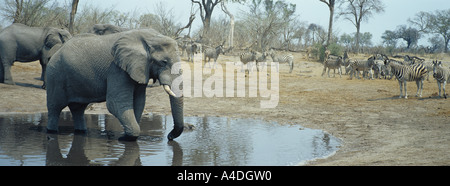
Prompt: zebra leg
<box><xmin>415</xmin><ymin>80</ymin><xmax>422</xmax><ymax>97</ymax></box>
<box><xmin>404</xmin><ymin>81</ymin><xmax>408</xmax><ymax>99</ymax></box>
<box><xmin>419</xmin><ymin>79</ymin><xmax>424</xmax><ymax>97</ymax></box>
<box><xmin>398</xmin><ymin>80</ymin><xmax>403</xmax><ymax>98</ymax></box>
<box><xmin>370</xmin><ymin>69</ymin><xmax>374</xmax><ymax>80</ymax></box>
<box><xmin>437</xmin><ymin>81</ymin><xmax>442</xmax><ymax>98</ymax></box>
<box><xmin>213</xmin><ymin>59</ymin><xmax>218</xmax><ymax>69</ymax></box>
<box><xmin>289</xmin><ymin>61</ymin><xmax>293</xmax><ymax>73</ymax></box>
<box><xmin>443</xmin><ymin>81</ymin><xmax>447</xmax><ymax>99</ymax></box>
<box><xmin>322</xmin><ymin>66</ymin><xmax>327</xmax><ymax>77</ymax></box>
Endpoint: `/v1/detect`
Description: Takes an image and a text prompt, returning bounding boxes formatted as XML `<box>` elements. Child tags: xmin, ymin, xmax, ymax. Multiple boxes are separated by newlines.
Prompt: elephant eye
<box><xmin>156</xmin><ymin>59</ymin><xmax>168</xmax><ymax>67</ymax></box>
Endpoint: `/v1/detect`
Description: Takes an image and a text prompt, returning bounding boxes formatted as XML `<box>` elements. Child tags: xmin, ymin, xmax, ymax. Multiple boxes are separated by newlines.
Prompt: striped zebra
<box><xmin>239</xmin><ymin>51</ymin><xmax>257</xmax><ymax>72</ymax></box>
<box><xmin>186</xmin><ymin>42</ymin><xmax>200</xmax><ymax>63</ymax></box>
<box><xmin>322</xmin><ymin>56</ymin><xmax>344</xmax><ymax>78</ymax></box>
<box><xmin>432</xmin><ymin>60</ymin><xmax>450</xmax><ymax>99</ymax></box>
<box><xmin>388</xmin><ymin>60</ymin><xmax>428</xmax><ymax>99</ymax></box>
<box><xmin>203</xmin><ymin>45</ymin><xmax>224</xmax><ymax>69</ymax></box>
<box><xmin>268</xmin><ymin>49</ymin><xmax>294</xmax><ymax>73</ymax></box>
<box><xmin>348</xmin><ymin>56</ymin><xmax>375</xmax><ymax>80</ymax></box>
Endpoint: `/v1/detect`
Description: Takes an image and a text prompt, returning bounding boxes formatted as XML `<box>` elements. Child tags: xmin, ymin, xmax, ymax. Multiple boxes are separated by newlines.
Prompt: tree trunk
<box><xmin>69</xmin><ymin>0</ymin><xmax>79</xmax><ymax>34</ymax></box>
<box><xmin>323</xmin><ymin>0</ymin><xmax>335</xmax><ymax>47</ymax></box>
<box><xmin>326</xmin><ymin>7</ymin><xmax>334</xmax><ymax>46</ymax></box>
<box><xmin>221</xmin><ymin>1</ymin><xmax>234</xmax><ymax>48</ymax></box>
<box><xmin>202</xmin><ymin>11</ymin><xmax>212</xmax><ymax>37</ymax></box>
<box><xmin>13</xmin><ymin>0</ymin><xmax>23</xmax><ymax>23</ymax></box>
<box><xmin>355</xmin><ymin>23</ymin><xmax>361</xmax><ymax>53</ymax></box>
<box><xmin>444</xmin><ymin>36</ymin><xmax>449</xmax><ymax>53</ymax></box>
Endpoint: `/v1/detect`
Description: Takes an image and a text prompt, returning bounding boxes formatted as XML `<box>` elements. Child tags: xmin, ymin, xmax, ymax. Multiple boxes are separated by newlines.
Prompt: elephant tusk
<box><xmin>163</xmin><ymin>85</ymin><xmax>176</xmax><ymax>97</ymax></box>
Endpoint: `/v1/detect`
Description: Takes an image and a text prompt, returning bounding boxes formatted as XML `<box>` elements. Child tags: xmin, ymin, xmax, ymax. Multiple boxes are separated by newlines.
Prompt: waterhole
<box><xmin>0</xmin><ymin>112</ymin><xmax>340</xmax><ymax>166</ymax></box>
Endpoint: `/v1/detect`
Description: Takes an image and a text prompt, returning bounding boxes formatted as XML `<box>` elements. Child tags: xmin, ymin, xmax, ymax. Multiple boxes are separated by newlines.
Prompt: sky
<box><xmin>2</xmin><ymin>0</ymin><xmax>448</xmax><ymax>46</ymax></box>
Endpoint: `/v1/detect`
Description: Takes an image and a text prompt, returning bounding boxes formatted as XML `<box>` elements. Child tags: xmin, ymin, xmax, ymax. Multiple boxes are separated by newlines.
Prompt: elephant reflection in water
<box><xmin>45</xmin><ymin>134</ymin><xmax>183</xmax><ymax>166</ymax></box>
<box><xmin>45</xmin><ymin>134</ymin><xmax>139</xmax><ymax>166</ymax></box>
<box><xmin>44</xmin><ymin>114</ymin><xmax>183</xmax><ymax>166</ymax></box>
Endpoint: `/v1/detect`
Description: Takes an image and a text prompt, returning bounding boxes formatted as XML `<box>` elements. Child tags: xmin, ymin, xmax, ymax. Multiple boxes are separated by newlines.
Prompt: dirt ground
<box><xmin>1</xmin><ymin>52</ymin><xmax>449</xmax><ymax>166</ymax></box>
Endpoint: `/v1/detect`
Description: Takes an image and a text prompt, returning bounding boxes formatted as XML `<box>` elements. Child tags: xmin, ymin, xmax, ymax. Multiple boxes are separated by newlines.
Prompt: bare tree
<box><xmin>410</xmin><ymin>9</ymin><xmax>450</xmax><ymax>53</ymax></box>
<box><xmin>242</xmin><ymin>0</ymin><xmax>296</xmax><ymax>51</ymax></box>
<box><xmin>1</xmin><ymin>0</ymin><xmax>68</xmax><ymax>27</ymax></box>
<box><xmin>337</xmin><ymin>0</ymin><xmax>385</xmax><ymax>53</ymax></box>
<box><xmin>319</xmin><ymin>0</ymin><xmax>335</xmax><ymax>47</ymax></box>
<box><xmin>191</xmin><ymin>0</ymin><xmax>222</xmax><ymax>36</ymax></box>
<box><xmin>69</xmin><ymin>0</ymin><xmax>79</xmax><ymax>34</ymax></box>
<box><xmin>175</xmin><ymin>12</ymin><xmax>196</xmax><ymax>38</ymax></box>
<box><xmin>221</xmin><ymin>1</ymin><xmax>234</xmax><ymax>49</ymax></box>
<box><xmin>408</xmin><ymin>11</ymin><xmax>432</xmax><ymax>33</ymax></box>
<box><xmin>428</xmin><ymin>9</ymin><xmax>450</xmax><ymax>53</ymax></box>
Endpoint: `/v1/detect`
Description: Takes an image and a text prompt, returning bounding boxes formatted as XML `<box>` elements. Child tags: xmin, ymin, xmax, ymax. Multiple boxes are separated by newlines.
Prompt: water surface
<box><xmin>0</xmin><ymin>112</ymin><xmax>340</xmax><ymax>166</ymax></box>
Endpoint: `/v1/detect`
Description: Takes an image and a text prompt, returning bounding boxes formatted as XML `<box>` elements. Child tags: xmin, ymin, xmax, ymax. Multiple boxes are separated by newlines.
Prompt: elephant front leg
<box><xmin>118</xmin><ymin>110</ymin><xmax>141</xmax><ymax>141</ymax></box>
<box><xmin>107</xmin><ymin>99</ymin><xmax>141</xmax><ymax>141</ymax></box>
<box><xmin>106</xmin><ymin>73</ymin><xmax>141</xmax><ymax>141</ymax></box>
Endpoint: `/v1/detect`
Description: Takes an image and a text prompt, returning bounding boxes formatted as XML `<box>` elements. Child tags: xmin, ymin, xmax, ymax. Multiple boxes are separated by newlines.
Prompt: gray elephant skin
<box><xmin>89</xmin><ymin>24</ymin><xmax>128</xmax><ymax>35</ymax></box>
<box><xmin>46</xmin><ymin>29</ymin><xmax>184</xmax><ymax>141</ymax></box>
<box><xmin>0</xmin><ymin>23</ymin><xmax>72</xmax><ymax>85</ymax></box>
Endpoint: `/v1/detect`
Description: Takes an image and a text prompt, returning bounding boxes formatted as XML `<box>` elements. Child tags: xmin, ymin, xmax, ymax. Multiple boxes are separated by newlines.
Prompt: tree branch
<box><xmin>175</xmin><ymin>13</ymin><xmax>196</xmax><ymax>37</ymax></box>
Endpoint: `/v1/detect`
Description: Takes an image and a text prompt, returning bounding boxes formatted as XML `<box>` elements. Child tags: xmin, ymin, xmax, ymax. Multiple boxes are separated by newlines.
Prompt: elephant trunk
<box><xmin>168</xmin><ymin>95</ymin><xmax>184</xmax><ymax>140</ymax></box>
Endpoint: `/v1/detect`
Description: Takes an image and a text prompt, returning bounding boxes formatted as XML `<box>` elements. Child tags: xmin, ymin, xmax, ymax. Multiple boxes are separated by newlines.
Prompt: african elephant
<box><xmin>46</xmin><ymin>29</ymin><xmax>184</xmax><ymax>141</ymax></box>
<box><xmin>89</xmin><ymin>24</ymin><xmax>128</xmax><ymax>35</ymax></box>
<box><xmin>0</xmin><ymin>23</ymin><xmax>72</xmax><ymax>86</ymax></box>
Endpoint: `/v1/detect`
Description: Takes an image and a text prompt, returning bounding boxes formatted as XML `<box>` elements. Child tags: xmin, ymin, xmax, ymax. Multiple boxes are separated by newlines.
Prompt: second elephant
<box><xmin>46</xmin><ymin>29</ymin><xmax>184</xmax><ymax>141</ymax></box>
<box><xmin>0</xmin><ymin>23</ymin><xmax>72</xmax><ymax>86</ymax></box>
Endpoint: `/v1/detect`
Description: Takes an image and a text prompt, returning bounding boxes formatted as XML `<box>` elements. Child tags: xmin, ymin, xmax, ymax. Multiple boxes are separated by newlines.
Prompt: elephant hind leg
<box><xmin>68</xmin><ymin>103</ymin><xmax>89</xmax><ymax>132</ymax></box>
<box><xmin>1</xmin><ymin>62</ymin><xmax>14</xmax><ymax>85</ymax></box>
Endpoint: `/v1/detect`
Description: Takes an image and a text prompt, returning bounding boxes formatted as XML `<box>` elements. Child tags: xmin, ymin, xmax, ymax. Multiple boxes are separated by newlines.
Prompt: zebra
<box><xmin>255</xmin><ymin>51</ymin><xmax>269</xmax><ymax>72</ymax></box>
<box><xmin>186</xmin><ymin>42</ymin><xmax>200</xmax><ymax>63</ymax></box>
<box><xmin>322</xmin><ymin>56</ymin><xmax>344</xmax><ymax>78</ymax></box>
<box><xmin>203</xmin><ymin>45</ymin><xmax>224</xmax><ymax>69</ymax></box>
<box><xmin>432</xmin><ymin>60</ymin><xmax>450</xmax><ymax>99</ymax></box>
<box><xmin>348</xmin><ymin>56</ymin><xmax>375</xmax><ymax>80</ymax></box>
<box><xmin>387</xmin><ymin>60</ymin><xmax>428</xmax><ymax>99</ymax></box>
<box><xmin>239</xmin><ymin>51</ymin><xmax>257</xmax><ymax>72</ymax></box>
<box><xmin>372</xmin><ymin>59</ymin><xmax>385</xmax><ymax>79</ymax></box>
<box><xmin>268</xmin><ymin>48</ymin><xmax>294</xmax><ymax>73</ymax></box>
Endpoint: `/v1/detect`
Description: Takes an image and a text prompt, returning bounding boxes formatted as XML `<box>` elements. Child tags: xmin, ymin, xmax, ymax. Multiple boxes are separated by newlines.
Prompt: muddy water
<box><xmin>0</xmin><ymin>112</ymin><xmax>340</xmax><ymax>166</ymax></box>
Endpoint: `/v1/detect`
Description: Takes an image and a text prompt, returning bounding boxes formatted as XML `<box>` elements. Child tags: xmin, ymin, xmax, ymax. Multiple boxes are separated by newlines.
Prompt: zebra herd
<box><xmin>178</xmin><ymin>40</ymin><xmax>295</xmax><ymax>73</ymax></box>
<box><xmin>178</xmin><ymin>38</ymin><xmax>449</xmax><ymax>99</ymax></box>
<box><xmin>322</xmin><ymin>53</ymin><xmax>450</xmax><ymax>99</ymax></box>
<box><xmin>238</xmin><ymin>48</ymin><xmax>294</xmax><ymax>73</ymax></box>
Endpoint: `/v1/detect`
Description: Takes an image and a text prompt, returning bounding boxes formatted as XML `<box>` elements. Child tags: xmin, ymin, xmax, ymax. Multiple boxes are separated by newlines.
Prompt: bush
<box><xmin>314</xmin><ymin>43</ymin><xmax>344</xmax><ymax>62</ymax></box>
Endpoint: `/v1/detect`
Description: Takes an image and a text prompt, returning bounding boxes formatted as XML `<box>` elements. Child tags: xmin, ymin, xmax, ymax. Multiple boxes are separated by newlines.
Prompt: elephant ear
<box><xmin>45</xmin><ymin>29</ymin><xmax>63</xmax><ymax>49</ymax></box>
<box><xmin>112</xmin><ymin>32</ymin><xmax>153</xmax><ymax>84</ymax></box>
